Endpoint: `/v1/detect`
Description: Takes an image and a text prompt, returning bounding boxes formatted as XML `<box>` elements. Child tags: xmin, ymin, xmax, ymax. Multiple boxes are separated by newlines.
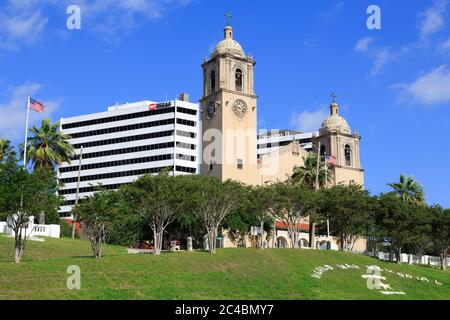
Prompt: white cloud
<box><xmin>354</xmin><ymin>37</ymin><xmax>398</xmax><ymax>76</ymax></box>
<box><xmin>64</xmin><ymin>0</ymin><xmax>191</xmax><ymax>38</ymax></box>
<box><xmin>321</xmin><ymin>1</ymin><xmax>344</xmax><ymax>19</ymax></box>
<box><xmin>419</xmin><ymin>0</ymin><xmax>448</xmax><ymax>40</ymax></box>
<box><xmin>394</xmin><ymin>65</ymin><xmax>450</xmax><ymax>105</ymax></box>
<box><xmin>0</xmin><ymin>0</ymin><xmax>192</xmax><ymax>48</ymax></box>
<box><xmin>354</xmin><ymin>37</ymin><xmax>374</xmax><ymax>53</ymax></box>
<box><xmin>0</xmin><ymin>83</ymin><xmax>60</xmax><ymax>141</ymax></box>
<box><xmin>370</xmin><ymin>48</ymin><xmax>398</xmax><ymax>76</ymax></box>
<box><xmin>0</xmin><ymin>2</ymin><xmax>48</xmax><ymax>50</ymax></box>
<box><xmin>290</xmin><ymin>109</ymin><xmax>328</xmax><ymax>132</ymax></box>
<box><xmin>440</xmin><ymin>36</ymin><xmax>450</xmax><ymax>52</ymax></box>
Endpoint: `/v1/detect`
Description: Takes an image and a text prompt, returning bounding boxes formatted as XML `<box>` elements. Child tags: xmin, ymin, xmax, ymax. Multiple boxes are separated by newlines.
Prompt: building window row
<box><xmin>176</xmin><ymin>154</ymin><xmax>196</xmax><ymax>162</ymax></box>
<box><xmin>68</xmin><ymin>142</ymin><xmax>175</xmax><ymax>164</ymax></box>
<box><xmin>60</xmin><ymin>154</ymin><xmax>173</xmax><ymax>184</ymax></box>
<box><xmin>58</xmin><ymin>166</ymin><xmax>173</xmax><ymax>195</ymax></box>
<box><xmin>69</xmin><ymin>118</ymin><xmax>176</xmax><ymax>139</ymax></box>
<box><xmin>61</xmin><ymin>152</ymin><xmax>174</xmax><ymax>175</ymax></box>
<box><xmin>176</xmin><ymin>118</ymin><xmax>196</xmax><ymax>127</ymax></box>
<box><xmin>72</xmin><ymin>130</ymin><xmax>174</xmax><ymax>149</ymax></box>
<box><xmin>176</xmin><ymin>130</ymin><xmax>197</xmax><ymax>138</ymax></box>
<box><xmin>175</xmin><ymin>166</ymin><xmax>196</xmax><ymax>174</ymax></box>
<box><xmin>62</xmin><ymin>107</ymin><xmax>175</xmax><ymax>130</ymax></box>
<box><xmin>176</xmin><ymin>142</ymin><xmax>196</xmax><ymax>150</ymax></box>
<box><xmin>176</xmin><ymin>106</ymin><xmax>197</xmax><ymax>116</ymax></box>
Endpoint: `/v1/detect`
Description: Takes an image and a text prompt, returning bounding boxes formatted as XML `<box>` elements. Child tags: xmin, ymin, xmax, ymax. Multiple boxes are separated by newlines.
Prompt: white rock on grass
<box><xmin>380</xmin><ymin>291</ymin><xmax>406</xmax><ymax>295</ymax></box>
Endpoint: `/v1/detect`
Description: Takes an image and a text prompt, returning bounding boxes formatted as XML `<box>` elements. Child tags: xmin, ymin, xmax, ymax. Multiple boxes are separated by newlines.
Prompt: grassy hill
<box><xmin>0</xmin><ymin>236</ymin><xmax>448</xmax><ymax>300</ymax></box>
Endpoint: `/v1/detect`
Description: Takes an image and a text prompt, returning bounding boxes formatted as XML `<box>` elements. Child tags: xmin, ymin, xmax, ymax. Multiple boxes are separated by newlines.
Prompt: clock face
<box><xmin>206</xmin><ymin>102</ymin><xmax>216</xmax><ymax>120</ymax></box>
<box><xmin>232</xmin><ymin>99</ymin><xmax>247</xmax><ymax>118</ymax></box>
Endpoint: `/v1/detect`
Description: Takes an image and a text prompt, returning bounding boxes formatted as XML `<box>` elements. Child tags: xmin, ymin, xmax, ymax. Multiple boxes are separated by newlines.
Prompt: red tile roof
<box><xmin>275</xmin><ymin>220</ymin><xmax>309</xmax><ymax>232</ymax></box>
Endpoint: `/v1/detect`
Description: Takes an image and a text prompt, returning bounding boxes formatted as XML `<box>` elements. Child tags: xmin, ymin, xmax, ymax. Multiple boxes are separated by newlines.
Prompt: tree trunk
<box><xmin>395</xmin><ymin>247</ymin><xmax>402</xmax><ymax>264</ymax></box>
<box><xmin>441</xmin><ymin>251</ymin><xmax>448</xmax><ymax>271</ymax></box>
<box><xmin>259</xmin><ymin>220</ymin><xmax>264</xmax><ymax>250</ymax></box>
<box><xmin>293</xmin><ymin>230</ymin><xmax>299</xmax><ymax>249</ymax></box>
<box><xmin>14</xmin><ymin>242</ymin><xmax>23</xmax><ymax>263</ymax></box>
<box><xmin>389</xmin><ymin>249</ymin><xmax>394</xmax><ymax>262</ymax></box>
<box><xmin>98</xmin><ymin>237</ymin><xmax>102</xmax><ymax>259</ymax></box>
<box><xmin>208</xmin><ymin>227</ymin><xmax>217</xmax><ymax>254</ymax></box>
<box><xmin>153</xmin><ymin>228</ymin><xmax>164</xmax><ymax>256</ymax></box>
<box><xmin>71</xmin><ymin>215</ymin><xmax>77</xmax><ymax>239</ymax></box>
<box><xmin>309</xmin><ymin>222</ymin><xmax>316</xmax><ymax>250</ymax></box>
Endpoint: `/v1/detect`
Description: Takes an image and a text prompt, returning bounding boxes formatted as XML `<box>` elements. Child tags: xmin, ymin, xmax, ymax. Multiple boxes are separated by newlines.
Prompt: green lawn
<box><xmin>0</xmin><ymin>235</ymin><xmax>448</xmax><ymax>300</ymax></box>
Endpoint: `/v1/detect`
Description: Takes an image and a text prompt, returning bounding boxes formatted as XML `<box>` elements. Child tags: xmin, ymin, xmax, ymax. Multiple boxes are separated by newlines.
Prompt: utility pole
<box><xmin>71</xmin><ymin>145</ymin><xmax>83</xmax><ymax>239</ymax></box>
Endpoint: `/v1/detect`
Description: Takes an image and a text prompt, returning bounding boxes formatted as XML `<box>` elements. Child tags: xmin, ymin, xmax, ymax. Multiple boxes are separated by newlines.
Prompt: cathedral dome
<box><xmin>319</xmin><ymin>102</ymin><xmax>351</xmax><ymax>135</ymax></box>
<box><xmin>212</xmin><ymin>25</ymin><xmax>245</xmax><ymax>58</ymax></box>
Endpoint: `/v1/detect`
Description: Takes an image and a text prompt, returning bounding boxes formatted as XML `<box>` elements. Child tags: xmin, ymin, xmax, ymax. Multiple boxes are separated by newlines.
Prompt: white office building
<box><xmin>57</xmin><ymin>95</ymin><xmax>200</xmax><ymax>217</ymax></box>
<box><xmin>257</xmin><ymin>129</ymin><xmax>315</xmax><ymax>158</ymax></box>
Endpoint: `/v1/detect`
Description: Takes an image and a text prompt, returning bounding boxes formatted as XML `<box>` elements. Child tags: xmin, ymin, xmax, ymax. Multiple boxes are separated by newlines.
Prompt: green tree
<box><xmin>184</xmin><ymin>176</ymin><xmax>244</xmax><ymax>254</ymax></box>
<box><xmin>0</xmin><ymin>138</ymin><xmax>11</xmax><ymax>162</ymax></box>
<box><xmin>377</xmin><ymin>193</ymin><xmax>417</xmax><ymax>264</ymax></box>
<box><xmin>120</xmin><ymin>172</ymin><xmax>185</xmax><ymax>255</ymax></box>
<box><xmin>73</xmin><ymin>191</ymin><xmax>119</xmax><ymax>259</ymax></box>
<box><xmin>291</xmin><ymin>153</ymin><xmax>332</xmax><ymax>189</ymax></box>
<box><xmin>407</xmin><ymin>205</ymin><xmax>433</xmax><ymax>260</ymax></box>
<box><xmin>430</xmin><ymin>206</ymin><xmax>449</xmax><ymax>271</ymax></box>
<box><xmin>268</xmin><ymin>182</ymin><xmax>316</xmax><ymax>249</ymax></box>
<box><xmin>245</xmin><ymin>185</ymin><xmax>276</xmax><ymax>249</ymax></box>
<box><xmin>0</xmin><ymin>152</ymin><xmax>62</xmax><ymax>263</ymax></box>
<box><xmin>21</xmin><ymin>118</ymin><xmax>74</xmax><ymax>170</ymax></box>
<box><xmin>388</xmin><ymin>174</ymin><xmax>425</xmax><ymax>205</ymax></box>
<box><xmin>291</xmin><ymin>153</ymin><xmax>332</xmax><ymax>249</ymax></box>
<box><xmin>318</xmin><ymin>185</ymin><xmax>373</xmax><ymax>252</ymax></box>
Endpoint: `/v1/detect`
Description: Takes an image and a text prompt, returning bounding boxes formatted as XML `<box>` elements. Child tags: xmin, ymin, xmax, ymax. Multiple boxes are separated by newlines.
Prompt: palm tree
<box><xmin>291</xmin><ymin>153</ymin><xmax>332</xmax><ymax>189</ymax></box>
<box><xmin>0</xmin><ymin>138</ymin><xmax>11</xmax><ymax>162</ymax></box>
<box><xmin>388</xmin><ymin>174</ymin><xmax>425</xmax><ymax>205</ymax></box>
<box><xmin>21</xmin><ymin>119</ymin><xmax>75</xmax><ymax>170</ymax></box>
<box><xmin>291</xmin><ymin>152</ymin><xmax>333</xmax><ymax>250</ymax></box>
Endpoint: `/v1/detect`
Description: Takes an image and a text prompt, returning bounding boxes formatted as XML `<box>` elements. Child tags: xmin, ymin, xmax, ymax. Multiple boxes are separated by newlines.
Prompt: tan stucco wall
<box><xmin>258</xmin><ymin>141</ymin><xmax>308</xmax><ymax>185</ymax></box>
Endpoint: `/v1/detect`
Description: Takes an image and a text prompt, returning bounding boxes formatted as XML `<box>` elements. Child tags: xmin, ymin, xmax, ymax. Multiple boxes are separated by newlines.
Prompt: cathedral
<box><xmin>200</xmin><ymin>21</ymin><xmax>365</xmax><ymax>250</ymax></box>
<box><xmin>200</xmin><ymin>22</ymin><xmax>364</xmax><ymax>188</ymax></box>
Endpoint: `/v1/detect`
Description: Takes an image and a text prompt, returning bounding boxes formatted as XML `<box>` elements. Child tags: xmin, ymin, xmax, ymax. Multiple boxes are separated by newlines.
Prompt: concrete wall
<box><xmin>0</xmin><ymin>222</ymin><xmax>60</xmax><ymax>239</ymax></box>
<box><xmin>377</xmin><ymin>252</ymin><xmax>449</xmax><ymax>267</ymax></box>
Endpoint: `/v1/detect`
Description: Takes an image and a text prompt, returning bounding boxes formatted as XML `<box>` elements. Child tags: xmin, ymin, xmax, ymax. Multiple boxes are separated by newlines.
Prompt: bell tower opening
<box><xmin>235</xmin><ymin>68</ymin><xmax>243</xmax><ymax>92</ymax></box>
<box><xmin>210</xmin><ymin>70</ymin><xmax>216</xmax><ymax>93</ymax></box>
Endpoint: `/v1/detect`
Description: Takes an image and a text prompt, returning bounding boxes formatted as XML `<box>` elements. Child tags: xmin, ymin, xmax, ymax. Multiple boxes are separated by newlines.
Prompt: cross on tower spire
<box><xmin>331</xmin><ymin>92</ymin><xmax>337</xmax><ymax>103</ymax></box>
<box><xmin>224</xmin><ymin>12</ymin><xmax>232</xmax><ymax>26</ymax></box>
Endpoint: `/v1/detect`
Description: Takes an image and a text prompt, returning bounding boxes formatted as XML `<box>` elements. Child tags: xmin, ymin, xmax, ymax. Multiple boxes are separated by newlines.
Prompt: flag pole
<box><xmin>325</xmin><ymin>151</ymin><xmax>330</xmax><ymax>239</ymax></box>
<box><xmin>23</xmin><ymin>96</ymin><xmax>30</xmax><ymax>169</ymax></box>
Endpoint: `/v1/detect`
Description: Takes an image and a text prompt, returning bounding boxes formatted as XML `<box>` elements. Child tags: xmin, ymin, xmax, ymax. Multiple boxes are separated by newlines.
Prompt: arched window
<box><xmin>345</xmin><ymin>144</ymin><xmax>352</xmax><ymax>166</ymax></box>
<box><xmin>210</xmin><ymin>71</ymin><xmax>216</xmax><ymax>93</ymax></box>
<box><xmin>235</xmin><ymin>68</ymin><xmax>243</xmax><ymax>92</ymax></box>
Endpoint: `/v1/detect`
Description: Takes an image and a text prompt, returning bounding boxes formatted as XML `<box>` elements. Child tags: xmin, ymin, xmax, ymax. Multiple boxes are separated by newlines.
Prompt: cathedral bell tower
<box><xmin>314</xmin><ymin>94</ymin><xmax>364</xmax><ymax>187</ymax></box>
<box><xmin>200</xmin><ymin>19</ymin><xmax>259</xmax><ymax>184</ymax></box>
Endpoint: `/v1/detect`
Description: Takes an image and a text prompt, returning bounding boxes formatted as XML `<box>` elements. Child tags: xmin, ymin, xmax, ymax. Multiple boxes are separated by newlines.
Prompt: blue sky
<box><xmin>0</xmin><ymin>0</ymin><xmax>449</xmax><ymax>207</ymax></box>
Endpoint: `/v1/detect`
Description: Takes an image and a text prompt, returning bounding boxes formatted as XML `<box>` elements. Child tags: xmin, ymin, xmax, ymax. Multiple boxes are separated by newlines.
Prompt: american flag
<box><xmin>325</xmin><ymin>155</ymin><xmax>337</xmax><ymax>165</ymax></box>
<box><xmin>29</xmin><ymin>98</ymin><xmax>45</xmax><ymax>113</ymax></box>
